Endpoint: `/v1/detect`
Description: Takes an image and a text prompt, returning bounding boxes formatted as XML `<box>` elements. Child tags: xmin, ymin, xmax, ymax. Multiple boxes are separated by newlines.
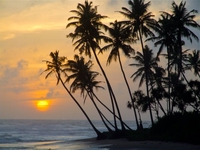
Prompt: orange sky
<box><xmin>0</xmin><ymin>0</ymin><xmax>199</xmax><ymax>120</ymax></box>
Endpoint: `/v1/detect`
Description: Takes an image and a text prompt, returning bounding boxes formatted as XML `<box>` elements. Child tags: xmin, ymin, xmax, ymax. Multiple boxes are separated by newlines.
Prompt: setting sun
<box><xmin>36</xmin><ymin>101</ymin><xmax>49</xmax><ymax>111</ymax></box>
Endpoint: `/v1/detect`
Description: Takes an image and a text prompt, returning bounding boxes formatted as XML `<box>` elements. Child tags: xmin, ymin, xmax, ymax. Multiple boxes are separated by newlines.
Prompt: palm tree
<box><xmin>127</xmin><ymin>90</ymin><xmax>146</xmax><ymax>129</ymax></box>
<box><xmin>66</xmin><ymin>0</ymin><xmax>125</xmax><ymax>130</ymax></box>
<box><xmin>171</xmin><ymin>81</ymin><xmax>195</xmax><ymax>113</ymax></box>
<box><xmin>118</xmin><ymin>0</ymin><xmax>156</xmax><ymax>53</ymax></box>
<box><xmin>187</xmin><ymin>50</ymin><xmax>200</xmax><ymax>77</ymax></box>
<box><xmin>168</xmin><ymin>48</ymin><xmax>200</xmax><ymax>102</ymax></box>
<box><xmin>64</xmin><ymin>54</ymin><xmax>113</xmax><ymax>132</ymax></box>
<box><xmin>150</xmin><ymin>66</ymin><xmax>167</xmax><ymax>116</ymax></box>
<box><xmin>131</xmin><ymin>91</ymin><xmax>155</xmax><ymax>118</ymax></box>
<box><xmin>188</xmin><ymin>80</ymin><xmax>200</xmax><ymax>112</ymax></box>
<box><xmin>119</xmin><ymin>0</ymin><xmax>156</xmax><ymax>124</ymax></box>
<box><xmin>150</xmin><ymin>87</ymin><xmax>167</xmax><ymax>116</ymax></box>
<box><xmin>130</xmin><ymin>45</ymin><xmax>157</xmax><ymax>124</ymax></box>
<box><xmin>101</xmin><ymin>20</ymin><xmax>140</xmax><ymax>129</ymax></box>
<box><xmin>41</xmin><ymin>51</ymin><xmax>106</xmax><ymax>139</ymax></box>
<box><xmin>147</xmin><ymin>13</ymin><xmax>176</xmax><ymax>113</ymax></box>
<box><xmin>169</xmin><ymin>1</ymin><xmax>200</xmax><ymax>81</ymax></box>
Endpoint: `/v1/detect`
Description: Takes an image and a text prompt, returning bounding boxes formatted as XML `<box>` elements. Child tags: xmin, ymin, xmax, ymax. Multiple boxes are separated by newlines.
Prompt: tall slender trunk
<box><xmin>93</xmin><ymin>93</ymin><xmax>132</xmax><ymax>130</ymax></box>
<box><xmin>177</xmin><ymin>30</ymin><xmax>182</xmax><ymax>83</ymax></box>
<box><xmin>137</xmin><ymin>107</ymin><xmax>143</xmax><ymax>129</ymax></box>
<box><xmin>117</xmin><ymin>51</ymin><xmax>140</xmax><ymax>129</ymax></box>
<box><xmin>197</xmin><ymin>72</ymin><xmax>200</xmax><ymax>78</ymax></box>
<box><xmin>138</xmin><ymin>29</ymin><xmax>154</xmax><ymax>125</ymax></box>
<box><xmin>57</xmin><ymin>73</ymin><xmax>106</xmax><ymax>139</ymax></box>
<box><xmin>167</xmin><ymin>46</ymin><xmax>171</xmax><ymax>114</ymax></box>
<box><xmin>149</xmin><ymin>79</ymin><xmax>167</xmax><ymax>116</ymax></box>
<box><xmin>92</xmin><ymin>48</ymin><xmax>125</xmax><ymax>130</ymax></box>
<box><xmin>87</xmin><ymin>90</ymin><xmax>113</xmax><ymax>132</ymax></box>
<box><xmin>92</xmin><ymin>49</ymin><xmax>117</xmax><ymax>130</ymax></box>
<box><xmin>182</xmin><ymin>72</ymin><xmax>200</xmax><ymax>100</ymax></box>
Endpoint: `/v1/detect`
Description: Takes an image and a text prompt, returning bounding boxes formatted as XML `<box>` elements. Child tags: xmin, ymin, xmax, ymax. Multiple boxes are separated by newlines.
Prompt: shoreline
<box><xmin>34</xmin><ymin>138</ymin><xmax>200</xmax><ymax>150</ymax></box>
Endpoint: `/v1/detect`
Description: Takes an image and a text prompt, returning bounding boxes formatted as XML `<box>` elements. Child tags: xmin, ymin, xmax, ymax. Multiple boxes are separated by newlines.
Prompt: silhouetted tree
<box><xmin>187</xmin><ymin>50</ymin><xmax>200</xmax><ymax>78</ymax></box>
<box><xmin>130</xmin><ymin>45</ymin><xmax>157</xmax><ymax>124</ymax></box>
<box><xmin>66</xmin><ymin>0</ymin><xmax>125</xmax><ymax>130</ymax></box>
<box><xmin>42</xmin><ymin>51</ymin><xmax>106</xmax><ymax>139</ymax></box>
<box><xmin>64</xmin><ymin>55</ymin><xmax>113</xmax><ymax>132</ymax></box>
<box><xmin>101</xmin><ymin>20</ymin><xmax>140</xmax><ymax>129</ymax></box>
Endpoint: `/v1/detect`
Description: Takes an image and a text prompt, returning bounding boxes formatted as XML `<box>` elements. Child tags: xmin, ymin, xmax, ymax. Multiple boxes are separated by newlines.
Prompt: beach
<box><xmin>34</xmin><ymin>138</ymin><xmax>200</xmax><ymax>150</ymax></box>
<box><xmin>1</xmin><ymin>120</ymin><xmax>200</xmax><ymax>150</ymax></box>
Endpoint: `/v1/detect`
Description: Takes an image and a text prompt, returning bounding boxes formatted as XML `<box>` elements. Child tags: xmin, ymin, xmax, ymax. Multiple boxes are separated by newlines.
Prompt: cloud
<box><xmin>1</xmin><ymin>33</ymin><xmax>16</xmax><ymax>40</ymax></box>
<box><xmin>0</xmin><ymin>1</ymin><xmax>68</xmax><ymax>34</ymax></box>
<box><xmin>0</xmin><ymin>59</ymin><xmax>29</xmax><ymax>88</ymax></box>
<box><xmin>46</xmin><ymin>88</ymin><xmax>59</xmax><ymax>98</ymax></box>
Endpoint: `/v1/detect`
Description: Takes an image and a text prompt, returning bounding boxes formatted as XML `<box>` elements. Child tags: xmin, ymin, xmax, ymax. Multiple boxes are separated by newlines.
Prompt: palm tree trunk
<box><xmin>92</xmin><ymin>48</ymin><xmax>125</xmax><ymax>130</ymax></box>
<box><xmin>177</xmin><ymin>31</ymin><xmax>182</xmax><ymax>83</ymax></box>
<box><xmin>99</xmin><ymin>111</ymin><xmax>115</xmax><ymax>128</ymax></box>
<box><xmin>167</xmin><ymin>46</ymin><xmax>171</xmax><ymax>114</ymax></box>
<box><xmin>57</xmin><ymin>73</ymin><xmax>106</xmax><ymax>139</ymax></box>
<box><xmin>145</xmin><ymin>78</ymin><xmax>154</xmax><ymax>124</ymax></box>
<box><xmin>138</xmin><ymin>28</ymin><xmax>154</xmax><ymax>125</ymax></box>
<box><xmin>182</xmin><ymin>72</ymin><xmax>200</xmax><ymax>100</ymax></box>
<box><xmin>149</xmin><ymin>79</ymin><xmax>167</xmax><ymax>116</ymax></box>
<box><xmin>197</xmin><ymin>72</ymin><xmax>200</xmax><ymax>78</ymax></box>
<box><xmin>93</xmin><ymin>93</ymin><xmax>132</xmax><ymax>130</ymax></box>
<box><xmin>117</xmin><ymin>51</ymin><xmax>140</xmax><ymax>129</ymax></box>
<box><xmin>137</xmin><ymin>107</ymin><xmax>143</xmax><ymax>129</ymax></box>
<box><xmin>87</xmin><ymin>91</ymin><xmax>113</xmax><ymax>132</ymax></box>
<box><xmin>156</xmin><ymin>98</ymin><xmax>167</xmax><ymax>116</ymax></box>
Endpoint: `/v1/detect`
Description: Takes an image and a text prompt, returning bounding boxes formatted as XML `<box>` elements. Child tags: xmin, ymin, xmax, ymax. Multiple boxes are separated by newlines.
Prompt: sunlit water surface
<box><xmin>0</xmin><ymin>119</ymin><xmax>150</xmax><ymax>149</ymax></box>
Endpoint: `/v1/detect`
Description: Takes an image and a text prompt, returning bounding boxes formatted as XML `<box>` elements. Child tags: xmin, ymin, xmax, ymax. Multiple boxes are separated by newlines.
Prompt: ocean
<box><xmin>0</xmin><ymin>119</ymin><xmax>150</xmax><ymax>149</ymax></box>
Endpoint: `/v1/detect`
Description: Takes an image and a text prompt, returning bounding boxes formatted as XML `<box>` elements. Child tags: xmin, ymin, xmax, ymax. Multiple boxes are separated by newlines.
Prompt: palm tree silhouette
<box><xmin>150</xmin><ymin>66</ymin><xmax>167</xmax><ymax>116</ymax></box>
<box><xmin>66</xmin><ymin>0</ymin><xmax>125</xmax><ymax>131</ymax></box>
<box><xmin>41</xmin><ymin>51</ymin><xmax>106</xmax><ymax>139</ymax></box>
<box><xmin>128</xmin><ymin>90</ymin><xmax>146</xmax><ymax>129</ymax></box>
<box><xmin>101</xmin><ymin>20</ymin><xmax>140</xmax><ymax>129</ymax></box>
<box><xmin>147</xmin><ymin>13</ymin><xmax>176</xmax><ymax>113</ymax></box>
<box><xmin>188</xmin><ymin>80</ymin><xmax>200</xmax><ymax>112</ymax></box>
<box><xmin>64</xmin><ymin>54</ymin><xmax>113</xmax><ymax>132</ymax></box>
<box><xmin>169</xmin><ymin>1</ymin><xmax>200</xmax><ymax>81</ymax></box>
<box><xmin>118</xmin><ymin>0</ymin><xmax>156</xmax><ymax>53</ymax></box>
<box><xmin>130</xmin><ymin>45</ymin><xmax>157</xmax><ymax>124</ymax></box>
<box><xmin>119</xmin><ymin>0</ymin><xmax>156</xmax><ymax>124</ymax></box>
<box><xmin>187</xmin><ymin>50</ymin><xmax>200</xmax><ymax>78</ymax></box>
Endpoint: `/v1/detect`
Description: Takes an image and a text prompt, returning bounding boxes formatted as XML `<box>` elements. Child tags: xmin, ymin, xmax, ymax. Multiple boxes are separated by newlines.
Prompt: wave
<box><xmin>0</xmin><ymin>134</ymin><xmax>22</xmax><ymax>144</ymax></box>
<box><xmin>0</xmin><ymin>119</ymin><xmax>147</xmax><ymax>144</ymax></box>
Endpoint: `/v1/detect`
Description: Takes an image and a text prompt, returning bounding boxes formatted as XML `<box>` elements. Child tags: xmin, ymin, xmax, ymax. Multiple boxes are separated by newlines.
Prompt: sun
<box><xmin>36</xmin><ymin>100</ymin><xmax>49</xmax><ymax>111</ymax></box>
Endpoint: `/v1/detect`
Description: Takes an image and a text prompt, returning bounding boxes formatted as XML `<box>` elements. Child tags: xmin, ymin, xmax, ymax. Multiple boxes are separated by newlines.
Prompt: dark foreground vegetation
<box><xmin>150</xmin><ymin>112</ymin><xmax>200</xmax><ymax>144</ymax></box>
<box><xmin>127</xmin><ymin>112</ymin><xmax>200</xmax><ymax>144</ymax></box>
<box><xmin>41</xmin><ymin>0</ymin><xmax>200</xmax><ymax>144</ymax></box>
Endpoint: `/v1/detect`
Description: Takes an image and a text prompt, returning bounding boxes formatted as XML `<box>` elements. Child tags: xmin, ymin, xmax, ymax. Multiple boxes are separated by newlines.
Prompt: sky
<box><xmin>0</xmin><ymin>0</ymin><xmax>200</xmax><ymax>121</ymax></box>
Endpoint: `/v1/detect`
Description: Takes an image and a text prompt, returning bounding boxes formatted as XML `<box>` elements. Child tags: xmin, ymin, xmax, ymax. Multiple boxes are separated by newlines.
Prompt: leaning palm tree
<box><xmin>64</xmin><ymin>54</ymin><xmax>113</xmax><ymax>132</ymax></box>
<box><xmin>130</xmin><ymin>45</ymin><xmax>157</xmax><ymax>124</ymax></box>
<box><xmin>187</xmin><ymin>50</ymin><xmax>200</xmax><ymax>78</ymax></box>
<box><xmin>66</xmin><ymin>0</ymin><xmax>125</xmax><ymax>130</ymax></box>
<box><xmin>101</xmin><ymin>20</ymin><xmax>140</xmax><ymax>129</ymax></box>
<box><xmin>41</xmin><ymin>51</ymin><xmax>106</xmax><ymax>139</ymax></box>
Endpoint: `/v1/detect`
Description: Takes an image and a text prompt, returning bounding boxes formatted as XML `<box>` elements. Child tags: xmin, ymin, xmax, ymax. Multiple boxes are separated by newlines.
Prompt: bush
<box><xmin>150</xmin><ymin>112</ymin><xmax>200</xmax><ymax>144</ymax></box>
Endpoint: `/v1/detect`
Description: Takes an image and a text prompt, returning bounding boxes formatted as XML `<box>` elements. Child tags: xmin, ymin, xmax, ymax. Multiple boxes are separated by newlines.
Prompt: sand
<box><xmin>34</xmin><ymin>138</ymin><xmax>200</xmax><ymax>150</ymax></box>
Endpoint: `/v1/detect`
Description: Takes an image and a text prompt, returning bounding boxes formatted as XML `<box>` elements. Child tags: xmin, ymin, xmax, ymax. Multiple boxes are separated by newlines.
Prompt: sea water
<box><xmin>0</xmin><ymin>119</ymin><xmax>150</xmax><ymax>149</ymax></box>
